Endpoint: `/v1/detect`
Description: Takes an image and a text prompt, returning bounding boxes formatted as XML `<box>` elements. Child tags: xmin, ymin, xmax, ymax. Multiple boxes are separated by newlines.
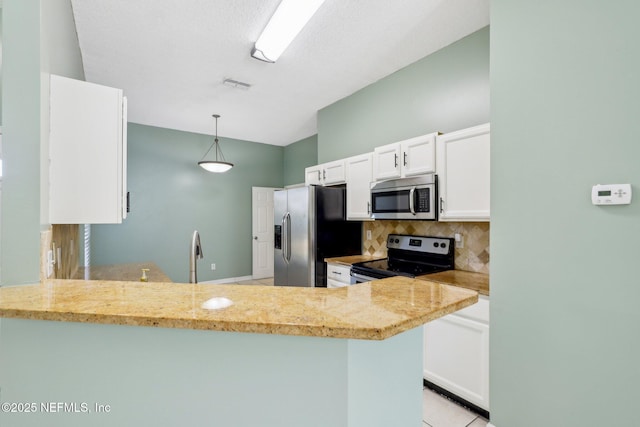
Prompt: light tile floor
<box><xmin>423</xmin><ymin>387</ymin><xmax>489</xmax><ymax>427</ymax></box>
<box><xmin>233</xmin><ymin>278</ymin><xmax>489</xmax><ymax>427</ymax></box>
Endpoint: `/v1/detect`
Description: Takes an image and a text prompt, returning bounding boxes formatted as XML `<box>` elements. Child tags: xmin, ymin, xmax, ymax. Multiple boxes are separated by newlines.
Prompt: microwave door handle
<box><xmin>409</xmin><ymin>187</ymin><xmax>416</xmax><ymax>215</ymax></box>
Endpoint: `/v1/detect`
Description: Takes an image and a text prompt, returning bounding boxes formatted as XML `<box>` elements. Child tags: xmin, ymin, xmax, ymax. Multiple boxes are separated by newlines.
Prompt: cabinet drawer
<box><xmin>327</xmin><ymin>278</ymin><xmax>350</xmax><ymax>288</ymax></box>
<box><xmin>453</xmin><ymin>295</ymin><xmax>489</xmax><ymax>324</ymax></box>
<box><xmin>326</xmin><ymin>263</ymin><xmax>351</xmax><ymax>283</ymax></box>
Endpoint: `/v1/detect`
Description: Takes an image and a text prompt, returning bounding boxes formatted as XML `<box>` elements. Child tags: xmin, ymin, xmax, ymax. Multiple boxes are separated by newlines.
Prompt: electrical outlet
<box><xmin>454</xmin><ymin>233</ymin><xmax>464</xmax><ymax>249</ymax></box>
<box><xmin>366</xmin><ymin>230</ymin><xmax>372</xmax><ymax>240</ymax></box>
<box><xmin>47</xmin><ymin>250</ymin><xmax>55</xmax><ymax>278</ymax></box>
<box><xmin>211</xmin><ymin>263</ymin><xmax>216</xmax><ymax>271</ymax></box>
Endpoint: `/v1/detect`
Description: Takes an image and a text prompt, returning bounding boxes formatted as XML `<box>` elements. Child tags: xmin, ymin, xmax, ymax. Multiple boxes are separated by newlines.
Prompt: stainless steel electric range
<box><xmin>350</xmin><ymin>234</ymin><xmax>454</xmax><ymax>284</ymax></box>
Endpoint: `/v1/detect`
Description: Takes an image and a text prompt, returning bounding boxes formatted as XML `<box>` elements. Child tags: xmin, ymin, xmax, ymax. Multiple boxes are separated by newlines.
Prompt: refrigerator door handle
<box><xmin>285</xmin><ymin>212</ymin><xmax>292</xmax><ymax>262</ymax></box>
<box><xmin>281</xmin><ymin>213</ymin><xmax>288</xmax><ymax>263</ymax></box>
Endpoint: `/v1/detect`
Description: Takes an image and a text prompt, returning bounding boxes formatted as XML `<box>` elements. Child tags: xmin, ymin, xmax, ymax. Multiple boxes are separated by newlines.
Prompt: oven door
<box><xmin>350</xmin><ymin>271</ymin><xmax>379</xmax><ymax>284</ymax></box>
<box><xmin>370</xmin><ymin>176</ymin><xmax>436</xmax><ymax>220</ymax></box>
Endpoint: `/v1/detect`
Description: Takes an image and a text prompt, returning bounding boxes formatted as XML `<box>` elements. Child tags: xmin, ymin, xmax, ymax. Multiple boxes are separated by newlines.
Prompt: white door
<box><xmin>252</xmin><ymin>187</ymin><xmax>281</xmax><ymax>279</ymax></box>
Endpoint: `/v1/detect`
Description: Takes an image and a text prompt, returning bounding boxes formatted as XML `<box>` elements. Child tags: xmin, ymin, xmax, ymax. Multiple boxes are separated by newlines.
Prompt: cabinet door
<box><xmin>304</xmin><ymin>165</ymin><xmax>322</xmax><ymax>186</ymax></box>
<box><xmin>424</xmin><ymin>314</ymin><xmax>490</xmax><ymax>411</ymax></box>
<box><xmin>373</xmin><ymin>142</ymin><xmax>401</xmax><ymax>180</ymax></box>
<box><xmin>436</xmin><ymin>123</ymin><xmax>490</xmax><ymax>221</ymax></box>
<box><xmin>346</xmin><ymin>153</ymin><xmax>373</xmax><ymax>220</ymax></box>
<box><xmin>322</xmin><ymin>160</ymin><xmax>346</xmax><ymax>185</ymax></box>
<box><xmin>49</xmin><ymin>75</ymin><xmax>127</xmax><ymax>224</ymax></box>
<box><xmin>327</xmin><ymin>278</ymin><xmax>349</xmax><ymax>288</ymax></box>
<box><xmin>326</xmin><ymin>262</ymin><xmax>351</xmax><ymax>284</ymax></box>
<box><xmin>401</xmin><ymin>133</ymin><xmax>436</xmax><ymax>176</ymax></box>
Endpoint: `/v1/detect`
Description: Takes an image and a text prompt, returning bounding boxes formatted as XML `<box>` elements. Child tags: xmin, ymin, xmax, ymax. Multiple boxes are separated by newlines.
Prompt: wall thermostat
<box><xmin>591</xmin><ymin>183</ymin><xmax>632</xmax><ymax>205</ymax></box>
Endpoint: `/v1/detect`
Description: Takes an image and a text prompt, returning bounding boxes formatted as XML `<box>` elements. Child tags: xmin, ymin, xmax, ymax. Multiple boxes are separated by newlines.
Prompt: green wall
<box><xmin>91</xmin><ymin>123</ymin><xmax>284</xmax><ymax>282</ymax></box>
<box><xmin>317</xmin><ymin>27</ymin><xmax>489</xmax><ymax>163</ymax></box>
<box><xmin>491</xmin><ymin>1</ymin><xmax>640</xmax><ymax>425</ymax></box>
<box><xmin>1</xmin><ymin>0</ymin><xmax>83</xmax><ymax>285</ymax></box>
<box><xmin>1</xmin><ymin>0</ymin><xmax>41</xmax><ymax>285</ymax></box>
<box><xmin>283</xmin><ymin>134</ymin><xmax>317</xmax><ymax>186</ymax></box>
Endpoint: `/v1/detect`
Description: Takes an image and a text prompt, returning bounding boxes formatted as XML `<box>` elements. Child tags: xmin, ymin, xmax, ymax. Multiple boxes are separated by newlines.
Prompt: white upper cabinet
<box><xmin>322</xmin><ymin>159</ymin><xmax>346</xmax><ymax>185</ymax></box>
<box><xmin>436</xmin><ymin>123</ymin><xmax>490</xmax><ymax>222</ymax></box>
<box><xmin>345</xmin><ymin>153</ymin><xmax>373</xmax><ymax>221</ymax></box>
<box><xmin>373</xmin><ymin>133</ymin><xmax>437</xmax><ymax>181</ymax></box>
<box><xmin>304</xmin><ymin>159</ymin><xmax>346</xmax><ymax>186</ymax></box>
<box><xmin>305</xmin><ymin>165</ymin><xmax>323</xmax><ymax>186</ymax></box>
<box><xmin>49</xmin><ymin>74</ymin><xmax>128</xmax><ymax>224</ymax></box>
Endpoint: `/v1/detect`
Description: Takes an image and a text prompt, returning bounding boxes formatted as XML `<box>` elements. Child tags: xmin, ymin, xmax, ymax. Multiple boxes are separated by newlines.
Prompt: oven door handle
<box><xmin>409</xmin><ymin>186</ymin><xmax>416</xmax><ymax>215</ymax></box>
<box><xmin>350</xmin><ymin>272</ymin><xmax>377</xmax><ymax>283</ymax></box>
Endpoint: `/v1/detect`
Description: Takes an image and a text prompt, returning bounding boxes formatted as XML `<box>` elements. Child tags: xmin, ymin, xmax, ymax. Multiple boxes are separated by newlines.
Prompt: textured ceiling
<box><xmin>71</xmin><ymin>0</ymin><xmax>489</xmax><ymax>146</ymax></box>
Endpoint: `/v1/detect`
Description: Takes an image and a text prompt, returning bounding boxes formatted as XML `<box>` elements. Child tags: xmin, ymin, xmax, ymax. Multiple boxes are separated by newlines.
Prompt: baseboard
<box><xmin>423</xmin><ymin>379</ymin><xmax>490</xmax><ymax>420</ymax></box>
<box><xmin>200</xmin><ymin>275</ymin><xmax>253</xmax><ymax>284</ymax></box>
<box><xmin>487</xmin><ymin>423</ymin><xmax>497</xmax><ymax>427</ymax></box>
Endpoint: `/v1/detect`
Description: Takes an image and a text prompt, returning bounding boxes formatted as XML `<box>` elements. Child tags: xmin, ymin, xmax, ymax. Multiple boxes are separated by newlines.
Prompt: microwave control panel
<box><xmin>591</xmin><ymin>183</ymin><xmax>632</xmax><ymax>205</ymax></box>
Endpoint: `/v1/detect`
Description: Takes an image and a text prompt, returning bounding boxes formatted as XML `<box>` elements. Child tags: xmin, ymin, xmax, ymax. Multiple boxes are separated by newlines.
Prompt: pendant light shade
<box><xmin>198</xmin><ymin>114</ymin><xmax>233</xmax><ymax>173</ymax></box>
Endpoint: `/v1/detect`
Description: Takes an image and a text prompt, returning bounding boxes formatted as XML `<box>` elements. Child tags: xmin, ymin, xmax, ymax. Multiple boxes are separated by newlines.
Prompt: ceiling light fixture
<box><xmin>198</xmin><ymin>114</ymin><xmax>233</xmax><ymax>173</ymax></box>
<box><xmin>251</xmin><ymin>0</ymin><xmax>326</xmax><ymax>63</ymax></box>
<box><xmin>223</xmin><ymin>78</ymin><xmax>252</xmax><ymax>90</ymax></box>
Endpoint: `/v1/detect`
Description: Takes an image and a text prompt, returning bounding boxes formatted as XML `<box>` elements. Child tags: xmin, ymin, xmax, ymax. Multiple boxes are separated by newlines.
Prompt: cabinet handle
<box><xmin>332</xmin><ymin>271</ymin><xmax>342</xmax><ymax>275</ymax></box>
<box><xmin>394</xmin><ymin>154</ymin><xmax>398</xmax><ymax>168</ymax></box>
<box><xmin>323</xmin><ymin>169</ymin><xmax>326</xmax><ymax>180</ymax></box>
<box><xmin>317</xmin><ymin>170</ymin><xmax>321</xmax><ymax>180</ymax></box>
<box><xmin>403</xmin><ymin>152</ymin><xmax>407</xmax><ymax>166</ymax></box>
<box><xmin>440</xmin><ymin>197</ymin><xmax>445</xmax><ymax>214</ymax></box>
<box><xmin>367</xmin><ymin>201</ymin><xmax>371</xmax><ymax>215</ymax></box>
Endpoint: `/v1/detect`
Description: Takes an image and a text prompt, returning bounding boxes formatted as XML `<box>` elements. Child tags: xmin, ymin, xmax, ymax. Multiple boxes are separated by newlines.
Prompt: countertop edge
<box><xmin>0</xmin><ymin>278</ymin><xmax>479</xmax><ymax>340</ymax></box>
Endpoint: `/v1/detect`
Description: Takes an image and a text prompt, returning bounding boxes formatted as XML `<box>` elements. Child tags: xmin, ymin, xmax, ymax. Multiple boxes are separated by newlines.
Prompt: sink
<box><xmin>201</xmin><ymin>297</ymin><xmax>233</xmax><ymax>310</ymax></box>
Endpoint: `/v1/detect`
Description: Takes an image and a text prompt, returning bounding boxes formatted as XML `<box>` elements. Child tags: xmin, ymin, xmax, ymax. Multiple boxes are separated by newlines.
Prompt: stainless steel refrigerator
<box><xmin>274</xmin><ymin>185</ymin><xmax>362</xmax><ymax>287</ymax></box>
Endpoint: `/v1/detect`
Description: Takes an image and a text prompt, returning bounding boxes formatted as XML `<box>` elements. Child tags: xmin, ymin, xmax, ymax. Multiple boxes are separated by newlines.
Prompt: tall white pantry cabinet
<box><xmin>49</xmin><ymin>75</ymin><xmax>128</xmax><ymax>224</ymax></box>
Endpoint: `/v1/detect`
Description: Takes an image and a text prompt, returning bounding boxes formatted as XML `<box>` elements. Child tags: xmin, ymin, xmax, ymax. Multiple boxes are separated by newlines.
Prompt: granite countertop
<box><xmin>0</xmin><ymin>277</ymin><xmax>477</xmax><ymax>340</ymax></box>
<box><xmin>325</xmin><ymin>255</ymin><xmax>490</xmax><ymax>296</ymax></box>
<box><xmin>73</xmin><ymin>262</ymin><xmax>172</xmax><ymax>282</ymax></box>
<box><xmin>419</xmin><ymin>270</ymin><xmax>490</xmax><ymax>296</ymax></box>
<box><xmin>324</xmin><ymin>255</ymin><xmax>384</xmax><ymax>266</ymax></box>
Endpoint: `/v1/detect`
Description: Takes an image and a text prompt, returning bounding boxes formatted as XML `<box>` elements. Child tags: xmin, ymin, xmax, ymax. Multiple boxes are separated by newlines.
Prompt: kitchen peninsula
<box><xmin>0</xmin><ymin>278</ymin><xmax>477</xmax><ymax>427</ymax></box>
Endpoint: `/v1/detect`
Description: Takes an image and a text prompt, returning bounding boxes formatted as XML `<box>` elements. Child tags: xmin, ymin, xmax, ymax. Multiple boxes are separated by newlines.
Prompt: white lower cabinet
<box><xmin>423</xmin><ymin>295</ymin><xmax>490</xmax><ymax>411</ymax></box>
<box><xmin>326</xmin><ymin>262</ymin><xmax>351</xmax><ymax>288</ymax></box>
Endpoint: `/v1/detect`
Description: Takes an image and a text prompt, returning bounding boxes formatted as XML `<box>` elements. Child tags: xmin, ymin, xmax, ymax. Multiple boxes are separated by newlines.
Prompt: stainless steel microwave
<box><xmin>370</xmin><ymin>175</ymin><xmax>437</xmax><ymax>220</ymax></box>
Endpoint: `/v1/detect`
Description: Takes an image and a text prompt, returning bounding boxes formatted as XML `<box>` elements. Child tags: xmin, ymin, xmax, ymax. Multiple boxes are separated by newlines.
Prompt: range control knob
<box><xmin>440</xmin><ymin>243</ymin><xmax>446</xmax><ymax>248</ymax></box>
<box><xmin>395</xmin><ymin>238</ymin><xmax>400</xmax><ymax>243</ymax></box>
<box><xmin>433</xmin><ymin>242</ymin><xmax>439</xmax><ymax>247</ymax></box>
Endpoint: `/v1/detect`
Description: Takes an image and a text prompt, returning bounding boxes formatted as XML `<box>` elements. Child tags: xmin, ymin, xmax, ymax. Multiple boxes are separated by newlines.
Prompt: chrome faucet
<box><xmin>189</xmin><ymin>230</ymin><xmax>203</xmax><ymax>283</ymax></box>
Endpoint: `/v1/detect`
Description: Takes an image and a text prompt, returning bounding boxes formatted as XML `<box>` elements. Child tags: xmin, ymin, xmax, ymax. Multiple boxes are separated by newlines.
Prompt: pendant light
<box><xmin>198</xmin><ymin>114</ymin><xmax>233</xmax><ymax>173</ymax></box>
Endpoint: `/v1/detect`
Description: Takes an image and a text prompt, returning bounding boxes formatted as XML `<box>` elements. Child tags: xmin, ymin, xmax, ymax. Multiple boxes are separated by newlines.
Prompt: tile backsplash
<box><xmin>362</xmin><ymin>220</ymin><xmax>490</xmax><ymax>274</ymax></box>
<box><xmin>41</xmin><ymin>224</ymin><xmax>80</xmax><ymax>280</ymax></box>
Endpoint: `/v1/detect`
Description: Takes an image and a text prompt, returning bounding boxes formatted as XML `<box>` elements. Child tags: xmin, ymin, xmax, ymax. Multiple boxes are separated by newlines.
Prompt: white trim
<box><xmin>200</xmin><ymin>275</ymin><xmax>253</xmax><ymax>285</ymax></box>
<box><xmin>284</xmin><ymin>182</ymin><xmax>305</xmax><ymax>189</ymax></box>
<box><xmin>487</xmin><ymin>423</ymin><xmax>497</xmax><ymax>427</ymax></box>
